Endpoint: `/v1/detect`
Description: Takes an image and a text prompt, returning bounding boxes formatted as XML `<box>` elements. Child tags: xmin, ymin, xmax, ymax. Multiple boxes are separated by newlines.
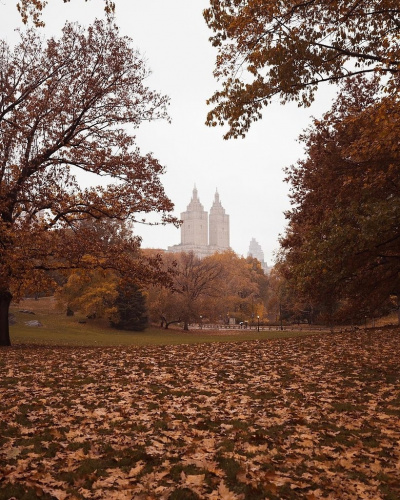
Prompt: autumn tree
<box><xmin>266</xmin><ymin>267</ymin><xmax>316</xmax><ymax>326</ymax></box>
<box><xmin>56</xmin><ymin>268</ymin><xmax>119</xmax><ymax>320</ymax></box>
<box><xmin>15</xmin><ymin>0</ymin><xmax>115</xmax><ymax>26</ymax></box>
<box><xmin>57</xmin><ymin>222</ymin><xmax>150</xmax><ymax>330</ymax></box>
<box><xmin>147</xmin><ymin>252</ymin><xmax>223</xmax><ymax>330</ymax></box>
<box><xmin>146</xmin><ymin>284</ymin><xmax>182</xmax><ymax>329</ymax></box>
<box><xmin>204</xmin><ymin>0</ymin><xmax>400</xmax><ymax>138</ymax></box>
<box><xmin>146</xmin><ymin>250</ymin><xmax>270</xmax><ymax>328</ymax></box>
<box><xmin>0</xmin><ymin>21</ymin><xmax>178</xmax><ymax>346</ymax></box>
<box><xmin>278</xmin><ymin>76</ymin><xmax>400</xmax><ymax>324</ymax></box>
<box><xmin>201</xmin><ymin>251</ymin><xmax>267</xmax><ymax>323</ymax></box>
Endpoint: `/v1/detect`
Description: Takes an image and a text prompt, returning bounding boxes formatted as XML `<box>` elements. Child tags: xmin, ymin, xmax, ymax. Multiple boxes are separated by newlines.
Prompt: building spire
<box><xmin>192</xmin><ymin>184</ymin><xmax>198</xmax><ymax>201</ymax></box>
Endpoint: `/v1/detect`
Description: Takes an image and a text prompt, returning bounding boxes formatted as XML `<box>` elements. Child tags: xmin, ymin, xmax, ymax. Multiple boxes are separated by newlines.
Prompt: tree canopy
<box><xmin>278</xmin><ymin>76</ymin><xmax>400</xmax><ymax>323</ymax></box>
<box><xmin>146</xmin><ymin>252</ymin><xmax>223</xmax><ymax>330</ymax></box>
<box><xmin>0</xmin><ymin>20</ymin><xmax>177</xmax><ymax>345</ymax></box>
<box><xmin>110</xmin><ymin>281</ymin><xmax>148</xmax><ymax>331</ymax></box>
<box><xmin>204</xmin><ymin>0</ymin><xmax>400</xmax><ymax>138</ymax></box>
<box><xmin>16</xmin><ymin>0</ymin><xmax>115</xmax><ymax>26</ymax></box>
<box><xmin>146</xmin><ymin>250</ymin><xmax>270</xmax><ymax>329</ymax></box>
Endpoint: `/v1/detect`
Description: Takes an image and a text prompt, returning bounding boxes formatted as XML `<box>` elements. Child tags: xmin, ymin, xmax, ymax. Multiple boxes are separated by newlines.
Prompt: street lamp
<box><xmin>257</xmin><ymin>315</ymin><xmax>260</xmax><ymax>332</ymax></box>
<box><xmin>200</xmin><ymin>315</ymin><xmax>203</xmax><ymax>329</ymax></box>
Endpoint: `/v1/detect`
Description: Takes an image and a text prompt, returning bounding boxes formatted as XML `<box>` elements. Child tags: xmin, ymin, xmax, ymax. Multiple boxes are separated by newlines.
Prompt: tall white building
<box><xmin>168</xmin><ymin>187</ymin><xmax>230</xmax><ymax>257</ymax></box>
<box><xmin>180</xmin><ymin>186</ymin><xmax>208</xmax><ymax>247</ymax></box>
<box><xmin>248</xmin><ymin>237</ymin><xmax>269</xmax><ymax>273</ymax></box>
<box><xmin>209</xmin><ymin>190</ymin><xmax>229</xmax><ymax>250</ymax></box>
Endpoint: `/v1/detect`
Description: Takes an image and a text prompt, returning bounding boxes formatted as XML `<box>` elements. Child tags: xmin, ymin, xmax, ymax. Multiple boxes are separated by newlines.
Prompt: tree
<box><xmin>16</xmin><ymin>0</ymin><xmax>115</xmax><ymax>26</ymax></box>
<box><xmin>278</xmin><ymin>76</ymin><xmax>400</xmax><ymax>324</ymax></box>
<box><xmin>266</xmin><ymin>267</ymin><xmax>317</xmax><ymax>325</ymax></box>
<box><xmin>168</xmin><ymin>252</ymin><xmax>224</xmax><ymax>330</ymax></box>
<box><xmin>201</xmin><ymin>251</ymin><xmax>266</xmax><ymax>323</ymax></box>
<box><xmin>147</xmin><ymin>252</ymin><xmax>223</xmax><ymax>330</ymax></box>
<box><xmin>56</xmin><ymin>223</ymin><xmax>152</xmax><ymax>330</ymax></box>
<box><xmin>146</xmin><ymin>250</ymin><xmax>271</xmax><ymax>328</ymax></box>
<box><xmin>56</xmin><ymin>268</ymin><xmax>119</xmax><ymax>320</ymax></box>
<box><xmin>0</xmin><ymin>21</ymin><xmax>178</xmax><ymax>346</ymax></box>
<box><xmin>204</xmin><ymin>0</ymin><xmax>400</xmax><ymax>138</ymax></box>
<box><xmin>110</xmin><ymin>281</ymin><xmax>148</xmax><ymax>331</ymax></box>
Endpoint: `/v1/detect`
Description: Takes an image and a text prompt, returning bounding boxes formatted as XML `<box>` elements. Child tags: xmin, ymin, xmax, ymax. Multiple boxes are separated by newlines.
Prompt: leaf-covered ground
<box><xmin>1</xmin><ymin>329</ymin><xmax>400</xmax><ymax>499</ymax></box>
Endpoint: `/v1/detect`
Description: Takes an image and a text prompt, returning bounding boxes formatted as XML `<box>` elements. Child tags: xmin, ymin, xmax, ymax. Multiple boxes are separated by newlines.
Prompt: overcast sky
<box><xmin>1</xmin><ymin>0</ymin><xmax>337</xmax><ymax>264</ymax></box>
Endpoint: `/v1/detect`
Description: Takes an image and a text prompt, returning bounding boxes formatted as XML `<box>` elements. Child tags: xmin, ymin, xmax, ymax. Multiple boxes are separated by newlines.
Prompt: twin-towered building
<box><xmin>168</xmin><ymin>186</ymin><xmax>230</xmax><ymax>258</ymax></box>
<box><xmin>168</xmin><ymin>186</ymin><xmax>269</xmax><ymax>270</ymax></box>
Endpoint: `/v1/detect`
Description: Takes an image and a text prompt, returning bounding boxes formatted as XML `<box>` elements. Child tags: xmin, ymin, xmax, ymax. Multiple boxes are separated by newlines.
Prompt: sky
<box><xmin>1</xmin><ymin>0</ymin><xmax>337</xmax><ymax>264</ymax></box>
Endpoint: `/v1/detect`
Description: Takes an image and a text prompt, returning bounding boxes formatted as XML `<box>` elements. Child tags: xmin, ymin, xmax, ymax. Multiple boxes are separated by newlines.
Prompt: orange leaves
<box><xmin>17</xmin><ymin>1</ymin><xmax>116</xmax><ymax>27</ymax></box>
<box><xmin>1</xmin><ymin>20</ymin><xmax>177</xmax><ymax>344</ymax></box>
<box><xmin>279</xmin><ymin>75</ymin><xmax>400</xmax><ymax>323</ymax></box>
<box><xmin>1</xmin><ymin>330</ymin><xmax>400</xmax><ymax>497</ymax></box>
<box><xmin>205</xmin><ymin>0</ymin><xmax>400</xmax><ymax>138</ymax></box>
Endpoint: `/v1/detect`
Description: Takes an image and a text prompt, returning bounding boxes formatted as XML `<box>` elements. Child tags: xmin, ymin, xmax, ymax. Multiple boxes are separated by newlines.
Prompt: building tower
<box><xmin>167</xmin><ymin>186</ymin><xmax>231</xmax><ymax>258</ymax></box>
<box><xmin>248</xmin><ymin>237</ymin><xmax>269</xmax><ymax>273</ymax></box>
<box><xmin>248</xmin><ymin>237</ymin><xmax>265</xmax><ymax>262</ymax></box>
<box><xmin>180</xmin><ymin>186</ymin><xmax>208</xmax><ymax>246</ymax></box>
<box><xmin>209</xmin><ymin>189</ymin><xmax>230</xmax><ymax>250</ymax></box>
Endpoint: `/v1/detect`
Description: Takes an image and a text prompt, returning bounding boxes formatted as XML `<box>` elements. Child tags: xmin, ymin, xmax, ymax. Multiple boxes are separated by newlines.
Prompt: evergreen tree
<box><xmin>111</xmin><ymin>282</ymin><xmax>148</xmax><ymax>331</ymax></box>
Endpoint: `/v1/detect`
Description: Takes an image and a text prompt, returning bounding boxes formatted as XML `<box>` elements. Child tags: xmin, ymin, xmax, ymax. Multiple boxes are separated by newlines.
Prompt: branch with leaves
<box><xmin>204</xmin><ymin>0</ymin><xmax>400</xmax><ymax>138</ymax></box>
<box><xmin>16</xmin><ymin>0</ymin><xmax>115</xmax><ymax>26</ymax></box>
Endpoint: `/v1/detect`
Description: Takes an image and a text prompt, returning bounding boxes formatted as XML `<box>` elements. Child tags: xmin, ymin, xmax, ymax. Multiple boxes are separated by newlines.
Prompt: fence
<box><xmin>196</xmin><ymin>323</ymin><xmax>329</xmax><ymax>332</ymax></box>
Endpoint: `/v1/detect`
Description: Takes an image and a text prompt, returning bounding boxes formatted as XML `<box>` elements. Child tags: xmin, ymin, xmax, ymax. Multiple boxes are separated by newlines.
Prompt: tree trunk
<box><xmin>0</xmin><ymin>290</ymin><xmax>12</xmax><ymax>346</ymax></box>
<box><xmin>165</xmin><ymin>319</ymin><xmax>182</xmax><ymax>329</ymax></box>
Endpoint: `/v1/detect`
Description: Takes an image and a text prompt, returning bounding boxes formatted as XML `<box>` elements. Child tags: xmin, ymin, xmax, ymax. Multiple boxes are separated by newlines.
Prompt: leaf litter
<box><xmin>1</xmin><ymin>329</ymin><xmax>400</xmax><ymax>499</ymax></box>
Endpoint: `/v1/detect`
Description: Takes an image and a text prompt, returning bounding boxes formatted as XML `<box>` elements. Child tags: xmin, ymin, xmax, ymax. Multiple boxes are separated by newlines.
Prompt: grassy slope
<box><xmin>10</xmin><ymin>297</ymin><xmax>317</xmax><ymax>347</ymax></box>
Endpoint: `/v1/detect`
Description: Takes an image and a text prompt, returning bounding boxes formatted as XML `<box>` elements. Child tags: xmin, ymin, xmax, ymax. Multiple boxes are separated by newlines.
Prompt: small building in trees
<box><xmin>168</xmin><ymin>186</ymin><xmax>230</xmax><ymax>258</ymax></box>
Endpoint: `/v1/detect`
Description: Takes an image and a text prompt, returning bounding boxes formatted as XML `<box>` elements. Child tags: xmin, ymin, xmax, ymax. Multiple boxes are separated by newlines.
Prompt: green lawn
<box><xmin>10</xmin><ymin>297</ymin><xmax>318</xmax><ymax>347</ymax></box>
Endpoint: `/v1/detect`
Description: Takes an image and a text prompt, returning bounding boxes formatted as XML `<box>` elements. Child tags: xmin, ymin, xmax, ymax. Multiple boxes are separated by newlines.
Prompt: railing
<box><xmin>196</xmin><ymin>323</ymin><xmax>328</xmax><ymax>331</ymax></box>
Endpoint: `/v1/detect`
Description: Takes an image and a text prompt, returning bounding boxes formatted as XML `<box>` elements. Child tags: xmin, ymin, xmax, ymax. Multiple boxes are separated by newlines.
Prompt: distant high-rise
<box><xmin>248</xmin><ymin>237</ymin><xmax>269</xmax><ymax>273</ymax></box>
<box><xmin>209</xmin><ymin>190</ymin><xmax>229</xmax><ymax>250</ymax></box>
<box><xmin>180</xmin><ymin>186</ymin><xmax>208</xmax><ymax>247</ymax></box>
<box><xmin>168</xmin><ymin>186</ymin><xmax>230</xmax><ymax>258</ymax></box>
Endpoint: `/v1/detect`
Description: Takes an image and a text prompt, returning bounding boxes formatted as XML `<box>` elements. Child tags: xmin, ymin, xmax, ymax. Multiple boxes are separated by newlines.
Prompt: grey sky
<box><xmin>1</xmin><ymin>0</ymin><xmax>337</xmax><ymax>264</ymax></box>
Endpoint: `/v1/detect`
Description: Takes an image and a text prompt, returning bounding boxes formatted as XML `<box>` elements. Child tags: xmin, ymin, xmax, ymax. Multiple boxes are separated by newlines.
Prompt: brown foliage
<box><xmin>204</xmin><ymin>0</ymin><xmax>400</xmax><ymax>138</ymax></box>
<box><xmin>0</xmin><ymin>21</ymin><xmax>177</xmax><ymax>345</ymax></box>
<box><xmin>147</xmin><ymin>252</ymin><xmax>224</xmax><ymax>330</ymax></box>
<box><xmin>278</xmin><ymin>76</ymin><xmax>400</xmax><ymax>323</ymax></box>
<box><xmin>16</xmin><ymin>0</ymin><xmax>116</xmax><ymax>26</ymax></box>
<box><xmin>1</xmin><ymin>330</ymin><xmax>400</xmax><ymax>498</ymax></box>
<box><xmin>146</xmin><ymin>251</ymin><xmax>270</xmax><ymax>329</ymax></box>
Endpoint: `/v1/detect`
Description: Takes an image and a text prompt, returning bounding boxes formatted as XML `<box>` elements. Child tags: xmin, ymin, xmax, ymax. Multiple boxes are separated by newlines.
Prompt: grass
<box><xmin>10</xmin><ymin>297</ymin><xmax>318</xmax><ymax>347</ymax></box>
<box><xmin>1</xmin><ymin>327</ymin><xmax>400</xmax><ymax>499</ymax></box>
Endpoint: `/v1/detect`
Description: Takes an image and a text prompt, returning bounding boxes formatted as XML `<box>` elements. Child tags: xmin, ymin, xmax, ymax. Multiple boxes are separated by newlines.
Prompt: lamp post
<box><xmin>257</xmin><ymin>315</ymin><xmax>260</xmax><ymax>332</ymax></box>
<box><xmin>200</xmin><ymin>315</ymin><xmax>203</xmax><ymax>329</ymax></box>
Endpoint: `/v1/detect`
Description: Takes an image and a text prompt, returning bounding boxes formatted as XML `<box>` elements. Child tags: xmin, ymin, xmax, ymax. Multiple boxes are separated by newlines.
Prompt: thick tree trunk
<box><xmin>0</xmin><ymin>290</ymin><xmax>12</xmax><ymax>346</ymax></box>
